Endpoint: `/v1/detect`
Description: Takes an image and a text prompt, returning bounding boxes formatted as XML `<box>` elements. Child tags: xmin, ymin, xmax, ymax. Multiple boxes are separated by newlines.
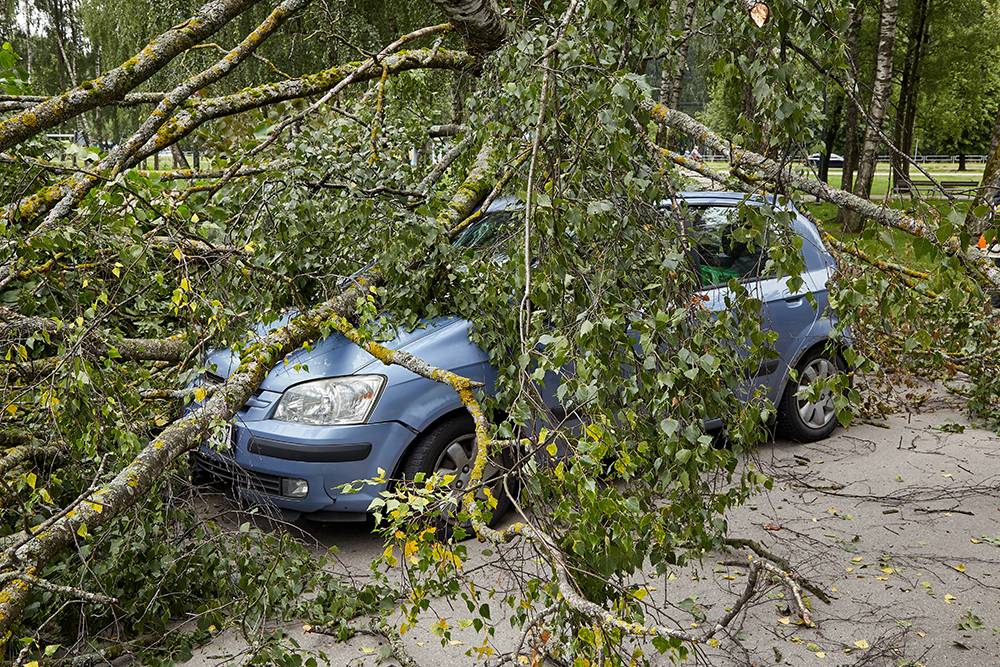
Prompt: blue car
<box><xmin>191</xmin><ymin>192</ymin><xmax>844</xmax><ymax>521</ymax></box>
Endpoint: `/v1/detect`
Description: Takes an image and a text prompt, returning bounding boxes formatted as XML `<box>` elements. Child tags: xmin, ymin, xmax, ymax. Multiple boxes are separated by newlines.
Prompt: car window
<box><xmin>686</xmin><ymin>205</ymin><xmax>769</xmax><ymax>287</ymax></box>
<box><xmin>453</xmin><ymin>210</ymin><xmax>515</xmax><ymax>249</ymax></box>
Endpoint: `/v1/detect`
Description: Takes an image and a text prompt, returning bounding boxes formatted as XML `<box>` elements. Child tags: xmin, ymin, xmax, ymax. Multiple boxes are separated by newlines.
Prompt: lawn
<box><xmin>802</xmin><ymin>198</ymin><xmax>974</xmax><ymax>273</ymax></box>
<box><xmin>701</xmin><ymin>161</ymin><xmax>984</xmax><ymax>197</ymax></box>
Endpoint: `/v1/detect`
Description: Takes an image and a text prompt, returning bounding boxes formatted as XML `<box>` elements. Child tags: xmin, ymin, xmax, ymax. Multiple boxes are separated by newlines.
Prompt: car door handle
<box><xmin>784</xmin><ymin>295</ymin><xmax>804</xmax><ymax>305</ymax></box>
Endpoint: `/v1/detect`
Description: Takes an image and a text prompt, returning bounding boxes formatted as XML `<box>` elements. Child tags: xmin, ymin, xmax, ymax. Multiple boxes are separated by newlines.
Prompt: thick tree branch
<box><xmin>0</xmin><ymin>307</ymin><xmax>190</xmax><ymax>363</ymax></box>
<box><xmin>2</xmin><ymin>48</ymin><xmax>476</xmax><ymax>226</ymax></box>
<box><xmin>0</xmin><ymin>0</ymin><xmax>262</xmax><ymax>152</ymax></box>
<box><xmin>645</xmin><ymin>100</ymin><xmax>1000</xmax><ymax>289</ymax></box>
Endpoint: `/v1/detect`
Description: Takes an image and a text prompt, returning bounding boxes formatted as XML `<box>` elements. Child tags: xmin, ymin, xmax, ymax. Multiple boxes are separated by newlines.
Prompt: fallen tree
<box><xmin>2</xmin><ymin>0</ymin><xmax>999</xmax><ymax>664</ymax></box>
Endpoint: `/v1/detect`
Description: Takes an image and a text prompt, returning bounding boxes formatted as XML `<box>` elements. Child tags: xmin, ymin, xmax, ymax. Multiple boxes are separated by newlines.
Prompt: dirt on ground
<box><xmin>182</xmin><ymin>395</ymin><xmax>1000</xmax><ymax>666</ymax></box>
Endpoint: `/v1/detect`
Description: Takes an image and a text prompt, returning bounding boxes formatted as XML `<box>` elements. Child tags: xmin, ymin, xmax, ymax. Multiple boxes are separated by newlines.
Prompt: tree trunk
<box><xmin>959</xmin><ymin>152</ymin><xmax>967</xmax><ymax>171</ymax></box>
<box><xmin>170</xmin><ymin>142</ymin><xmax>191</xmax><ymax>169</ymax></box>
<box><xmin>841</xmin><ymin>0</ymin><xmax>899</xmax><ymax>233</ymax></box>
<box><xmin>890</xmin><ymin>0</ymin><xmax>929</xmax><ymax>193</ymax></box>
<box><xmin>837</xmin><ymin>3</ymin><xmax>865</xmax><ymax>195</ymax></box>
<box><xmin>819</xmin><ymin>93</ymin><xmax>843</xmax><ymax>184</ymax></box>
<box><xmin>965</xmin><ymin>110</ymin><xmax>1000</xmax><ymax>234</ymax></box>
<box><xmin>667</xmin><ymin>0</ymin><xmax>697</xmax><ymax>109</ymax></box>
<box><xmin>657</xmin><ymin>0</ymin><xmax>697</xmax><ymax>145</ymax></box>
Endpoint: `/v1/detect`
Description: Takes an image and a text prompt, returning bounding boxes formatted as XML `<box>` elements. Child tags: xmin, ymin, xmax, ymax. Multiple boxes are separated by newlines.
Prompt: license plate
<box><xmin>207</xmin><ymin>423</ymin><xmax>233</xmax><ymax>452</ymax></box>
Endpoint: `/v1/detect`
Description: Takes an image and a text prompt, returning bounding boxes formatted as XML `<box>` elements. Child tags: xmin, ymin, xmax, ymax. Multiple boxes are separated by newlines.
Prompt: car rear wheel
<box><xmin>776</xmin><ymin>348</ymin><xmax>843</xmax><ymax>443</ymax></box>
<box><xmin>400</xmin><ymin>415</ymin><xmax>514</xmax><ymax>527</ymax></box>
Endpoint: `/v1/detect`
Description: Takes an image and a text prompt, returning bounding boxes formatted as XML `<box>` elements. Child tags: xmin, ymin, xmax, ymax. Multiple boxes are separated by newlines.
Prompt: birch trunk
<box><xmin>842</xmin><ymin>0</ymin><xmax>899</xmax><ymax>233</ymax></box>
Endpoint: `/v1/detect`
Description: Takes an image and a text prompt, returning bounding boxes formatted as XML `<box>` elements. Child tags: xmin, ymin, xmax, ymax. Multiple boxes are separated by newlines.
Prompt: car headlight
<box><xmin>273</xmin><ymin>375</ymin><xmax>384</xmax><ymax>425</ymax></box>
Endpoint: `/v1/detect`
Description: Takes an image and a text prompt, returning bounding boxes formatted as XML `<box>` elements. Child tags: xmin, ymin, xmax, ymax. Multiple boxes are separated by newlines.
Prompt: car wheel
<box><xmin>776</xmin><ymin>348</ymin><xmax>843</xmax><ymax>443</ymax></box>
<box><xmin>400</xmin><ymin>414</ymin><xmax>515</xmax><ymax>527</ymax></box>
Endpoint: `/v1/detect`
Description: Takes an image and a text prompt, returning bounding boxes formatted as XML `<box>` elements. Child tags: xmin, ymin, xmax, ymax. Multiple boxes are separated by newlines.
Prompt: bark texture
<box><xmin>431</xmin><ymin>0</ymin><xmax>507</xmax><ymax>54</ymax></box>
<box><xmin>841</xmin><ymin>0</ymin><xmax>899</xmax><ymax>232</ymax></box>
<box><xmin>840</xmin><ymin>3</ymin><xmax>866</xmax><ymax>196</ymax></box>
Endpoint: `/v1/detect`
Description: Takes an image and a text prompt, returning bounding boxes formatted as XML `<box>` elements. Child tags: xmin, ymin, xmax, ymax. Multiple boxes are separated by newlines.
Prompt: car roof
<box><xmin>484</xmin><ymin>191</ymin><xmax>787</xmax><ymax>213</ymax></box>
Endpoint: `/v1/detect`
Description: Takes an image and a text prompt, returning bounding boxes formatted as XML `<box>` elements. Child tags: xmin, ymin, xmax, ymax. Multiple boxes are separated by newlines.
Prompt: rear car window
<box><xmin>687</xmin><ymin>205</ymin><xmax>766</xmax><ymax>287</ymax></box>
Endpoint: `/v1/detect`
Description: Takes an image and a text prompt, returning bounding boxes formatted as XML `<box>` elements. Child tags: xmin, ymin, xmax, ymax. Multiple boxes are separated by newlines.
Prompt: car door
<box><xmin>691</xmin><ymin>204</ymin><xmax>825</xmax><ymax>403</ymax></box>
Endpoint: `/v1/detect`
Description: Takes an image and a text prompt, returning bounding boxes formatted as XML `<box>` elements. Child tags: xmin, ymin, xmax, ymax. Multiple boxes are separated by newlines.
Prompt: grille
<box><xmin>192</xmin><ymin>451</ymin><xmax>282</xmax><ymax>496</ymax></box>
<box><xmin>202</xmin><ymin>371</ymin><xmax>265</xmax><ymax>402</ymax></box>
<box><xmin>204</xmin><ymin>371</ymin><xmax>225</xmax><ymax>385</ymax></box>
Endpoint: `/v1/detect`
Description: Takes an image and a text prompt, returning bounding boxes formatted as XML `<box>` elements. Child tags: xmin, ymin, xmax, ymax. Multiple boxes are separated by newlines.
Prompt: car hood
<box><xmin>204</xmin><ymin>314</ymin><xmax>462</xmax><ymax>392</ymax></box>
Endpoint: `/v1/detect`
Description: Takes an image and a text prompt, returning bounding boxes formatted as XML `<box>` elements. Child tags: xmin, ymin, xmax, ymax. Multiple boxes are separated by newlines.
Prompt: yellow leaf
<box><xmin>546</xmin><ymin>441</ymin><xmax>558</xmax><ymax>457</ymax></box>
<box><xmin>193</xmin><ymin>387</ymin><xmax>207</xmax><ymax>402</ymax></box>
<box><xmin>173</xmin><ymin>248</ymin><xmax>183</xmax><ymax>261</ymax></box>
<box><xmin>632</xmin><ymin>587</ymin><xmax>649</xmax><ymax>600</ymax></box>
<box><xmin>87</xmin><ymin>501</ymin><xmax>103</xmax><ymax>513</ymax></box>
<box><xmin>382</xmin><ymin>544</ymin><xmax>397</xmax><ymax>567</ymax></box>
<box><xmin>854</xmin><ymin>639</ymin><xmax>870</xmax><ymax>650</ymax></box>
<box><xmin>851</xmin><ymin>556</ymin><xmax>863</xmax><ymax>563</ymax></box>
<box><xmin>953</xmin><ymin>563</ymin><xmax>966</xmax><ymax>573</ymax></box>
<box><xmin>25</xmin><ymin>472</ymin><xmax>36</xmax><ymax>489</ymax></box>
<box><xmin>881</xmin><ymin>567</ymin><xmax>894</xmax><ymax>574</ymax></box>
<box><xmin>815</xmin><ymin>652</ymin><xmax>826</xmax><ymax>658</ymax></box>
<box><xmin>5</xmin><ymin>403</ymin><xmax>17</xmax><ymax>416</ymax></box>
<box><xmin>360</xmin><ymin>647</ymin><xmax>375</xmax><ymax>655</ymax></box>
<box><xmin>944</xmin><ymin>594</ymin><xmax>956</xmax><ymax>604</ymax></box>
<box><xmin>180</xmin><ymin>277</ymin><xmax>191</xmax><ymax>292</ymax></box>
<box><xmin>971</xmin><ymin>538</ymin><xmax>982</xmax><ymax>544</ymax></box>
<box><xmin>25</xmin><ymin>662</ymin><xmax>39</xmax><ymax>667</ymax></box>
<box><xmin>778</xmin><ymin>617</ymin><xmax>791</xmax><ymax>625</ymax></box>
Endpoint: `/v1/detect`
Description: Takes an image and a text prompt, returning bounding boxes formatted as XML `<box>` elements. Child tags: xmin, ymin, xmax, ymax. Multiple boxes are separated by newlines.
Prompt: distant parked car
<box><xmin>190</xmin><ymin>192</ymin><xmax>845</xmax><ymax>522</ymax></box>
<box><xmin>807</xmin><ymin>153</ymin><xmax>843</xmax><ymax>168</ymax></box>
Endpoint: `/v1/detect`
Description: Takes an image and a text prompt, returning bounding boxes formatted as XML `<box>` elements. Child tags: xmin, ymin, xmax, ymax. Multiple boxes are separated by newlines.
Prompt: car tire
<box><xmin>776</xmin><ymin>347</ymin><xmax>844</xmax><ymax>443</ymax></box>
<box><xmin>400</xmin><ymin>414</ymin><xmax>515</xmax><ymax>528</ymax></box>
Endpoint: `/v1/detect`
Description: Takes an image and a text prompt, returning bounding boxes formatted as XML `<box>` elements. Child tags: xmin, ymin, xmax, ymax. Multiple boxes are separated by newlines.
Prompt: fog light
<box><xmin>281</xmin><ymin>478</ymin><xmax>309</xmax><ymax>498</ymax></box>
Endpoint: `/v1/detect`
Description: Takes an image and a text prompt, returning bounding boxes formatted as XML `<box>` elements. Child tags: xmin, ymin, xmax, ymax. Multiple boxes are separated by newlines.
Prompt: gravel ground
<box><xmin>182</xmin><ymin>399</ymin><xmax>1000</xmax><ymax>666</ymax></box>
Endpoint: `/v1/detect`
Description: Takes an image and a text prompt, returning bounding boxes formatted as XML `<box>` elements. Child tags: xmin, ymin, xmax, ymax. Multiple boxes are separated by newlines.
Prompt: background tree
<box><xmin>839</xmin><ymin>0</ymin><xmax>897</xmax><ymax>232</ymax></box>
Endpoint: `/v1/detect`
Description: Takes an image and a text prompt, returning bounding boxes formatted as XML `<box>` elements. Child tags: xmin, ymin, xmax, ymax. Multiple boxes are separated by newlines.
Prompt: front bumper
<box><xmin>193</xmin><ymin>417</ymin><xmax>417</xmax><ymax>520</ymax></box>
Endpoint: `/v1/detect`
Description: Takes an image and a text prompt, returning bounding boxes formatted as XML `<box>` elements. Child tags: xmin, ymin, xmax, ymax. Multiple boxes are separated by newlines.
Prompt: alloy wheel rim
<box><xmin>796</xmin><ymin>358</ymin><xmax>837</xmax><ymax>430</ymax></box>
<box><xmin>432</xmin><ymin>434</ymin><xmax>500</xmax><ymax>493</ymax></box>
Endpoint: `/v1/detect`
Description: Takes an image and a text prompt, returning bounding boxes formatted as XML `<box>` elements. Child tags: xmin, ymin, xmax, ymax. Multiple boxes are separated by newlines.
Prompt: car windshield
<box><xmin>453</xmin><ymin>209</ymin><xmax>516</xmax><ymax>250</ymax></box>
<box><xmin>454</xmin><ymin>202</ymin><xmax>775</xmax><ymax>288</ymax></box>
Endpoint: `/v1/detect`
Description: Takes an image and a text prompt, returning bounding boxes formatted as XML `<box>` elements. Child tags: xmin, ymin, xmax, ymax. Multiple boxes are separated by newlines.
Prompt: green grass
<box><xmin>701</xmin><ymin>161</ymin><xmax>984</xmax><ymax>198</ymax></box>
<box><xmin>802</xmin><ymin>199</ymin><xmax>973</xmax><ymax>272</ymax></box>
